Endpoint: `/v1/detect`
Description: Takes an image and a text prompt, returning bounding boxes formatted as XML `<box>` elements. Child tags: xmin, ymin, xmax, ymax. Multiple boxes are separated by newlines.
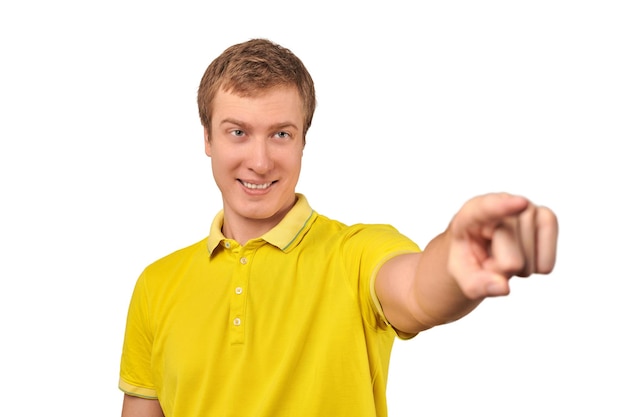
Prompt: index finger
<box><xmin>452</xmin><ymin>193</ymin><xmax>530</xmax><ymax>233</ymax></box>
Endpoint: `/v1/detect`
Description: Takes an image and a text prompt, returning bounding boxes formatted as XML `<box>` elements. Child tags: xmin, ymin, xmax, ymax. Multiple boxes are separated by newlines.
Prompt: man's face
<box><xmin>205</xmin><ymin>86</ymin><xmax>305</xmax><ymax>235</ymax></box>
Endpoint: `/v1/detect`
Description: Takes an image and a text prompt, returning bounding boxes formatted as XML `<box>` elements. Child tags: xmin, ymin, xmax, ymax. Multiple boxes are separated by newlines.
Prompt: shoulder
<box><xmin>141</xmin><ymin>237</ymin><xmax>209</xmax><ymax>279</ymax></box>
<box><xmin>310</xmin><ymin>214</ymin><xmax>418</xmax><ymax>251</ymax></box>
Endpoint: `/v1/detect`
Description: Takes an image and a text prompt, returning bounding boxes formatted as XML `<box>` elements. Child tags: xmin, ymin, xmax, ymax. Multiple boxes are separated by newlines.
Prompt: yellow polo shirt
<box><xmin>119</xmin><ymin>194</ymin><xmax>420</xmax><ymax>417</ymax></box>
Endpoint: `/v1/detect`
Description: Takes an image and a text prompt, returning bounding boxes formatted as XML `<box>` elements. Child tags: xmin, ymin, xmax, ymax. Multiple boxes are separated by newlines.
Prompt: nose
<box><xmin>247</xmin><ymin>138</ymin><xmax>273</xmax><ymax>174</ymax></box>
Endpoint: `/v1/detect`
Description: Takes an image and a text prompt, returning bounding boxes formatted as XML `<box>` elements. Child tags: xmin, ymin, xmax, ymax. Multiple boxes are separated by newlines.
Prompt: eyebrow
<box><xmin>220</xmin><ymin>118</ymin><xmax>299</xmax><ymax>132</ymax></box>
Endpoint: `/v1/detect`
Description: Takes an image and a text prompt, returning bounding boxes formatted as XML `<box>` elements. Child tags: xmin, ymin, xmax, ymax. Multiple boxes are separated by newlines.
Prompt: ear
<box><xmin>204</xmin><ymin>127</ymin><xmax>212</xmax><ymax>157</ymax></box>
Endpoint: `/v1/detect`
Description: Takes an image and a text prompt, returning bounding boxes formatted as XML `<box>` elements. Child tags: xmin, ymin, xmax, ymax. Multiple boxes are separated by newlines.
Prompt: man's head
<box><xmin>198</xmin><ymin>38</ymin><xmax>316</xmax><ymax>144</ymax></box>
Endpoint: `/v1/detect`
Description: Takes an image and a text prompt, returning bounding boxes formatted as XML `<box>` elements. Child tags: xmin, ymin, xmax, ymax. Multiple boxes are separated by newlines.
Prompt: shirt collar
<box><xmin>207</xmin><ymin>194</ymin><xmax>315</xmax><ymax>255</ymax></box>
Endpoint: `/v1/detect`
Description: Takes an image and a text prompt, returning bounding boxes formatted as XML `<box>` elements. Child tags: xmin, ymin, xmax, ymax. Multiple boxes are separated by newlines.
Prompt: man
<box><xmin>119</xmin><ymin>38</ymin><xmax>558</xmax><ymax>417</ymax></box>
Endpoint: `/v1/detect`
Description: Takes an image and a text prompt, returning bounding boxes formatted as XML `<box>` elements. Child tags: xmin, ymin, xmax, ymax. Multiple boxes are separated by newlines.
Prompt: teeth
<box><xmin>241</xmin><ymin>181</ymin><xmax>272</xmax><ymax>190</ymax></box>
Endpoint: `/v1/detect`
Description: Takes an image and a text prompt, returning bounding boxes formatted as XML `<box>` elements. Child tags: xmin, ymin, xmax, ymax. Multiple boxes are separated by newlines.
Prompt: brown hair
<box><xmin>197</xmin><ymin>38</ymin><xmax>316</xmax><ymax>143</ymax></box>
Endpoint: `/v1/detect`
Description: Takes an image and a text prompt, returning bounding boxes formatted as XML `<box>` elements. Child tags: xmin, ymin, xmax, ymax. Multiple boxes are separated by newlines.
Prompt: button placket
<box><xmin>229</xmin><ymin>248</ymin><xmax>252</xmax><ymax>345</ymax></box>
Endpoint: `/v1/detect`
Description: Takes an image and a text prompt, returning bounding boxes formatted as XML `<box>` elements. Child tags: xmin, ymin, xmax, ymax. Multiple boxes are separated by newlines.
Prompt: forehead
<box><xmin>213</xmin><ymin>86</ymin><xmax>304</xmax><ymax>123</ymax></box>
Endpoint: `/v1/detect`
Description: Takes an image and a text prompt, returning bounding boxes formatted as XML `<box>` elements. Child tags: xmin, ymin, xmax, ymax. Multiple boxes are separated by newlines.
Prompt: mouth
<box><xmin>239</xmin><ymin>180</ymin><xmax>275</xmax><ymax>190</ymax></box>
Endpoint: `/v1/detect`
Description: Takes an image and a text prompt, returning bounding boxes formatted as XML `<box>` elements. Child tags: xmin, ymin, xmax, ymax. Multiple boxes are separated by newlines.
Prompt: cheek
<box><xmin>210</xmin><ymin>153</ymin><xmax>232</xmax><ymax>179</ymax></box>
<box><xmin>211</xmin><ymin>148</ymin><xmax>238</xmax><ymax>170</ymax></box>
<box><xmin>286</xmin><ymin>155</ymin><xmax>303</xmax><ymax>178</ymax></box>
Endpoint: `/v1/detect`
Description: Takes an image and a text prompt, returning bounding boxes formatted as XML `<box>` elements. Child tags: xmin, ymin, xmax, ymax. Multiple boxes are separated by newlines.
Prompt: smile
<box><xmin>240</xmin><ymin>180</ymin><xmax>274</xmax><ymax>190</ymax></box>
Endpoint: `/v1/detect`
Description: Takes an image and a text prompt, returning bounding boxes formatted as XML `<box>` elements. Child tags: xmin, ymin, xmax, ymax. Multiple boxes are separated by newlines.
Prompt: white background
<box><xmin>1</xmin><ymin>1</ymin><xmax>624</xmax><ymax>416</ymax></box>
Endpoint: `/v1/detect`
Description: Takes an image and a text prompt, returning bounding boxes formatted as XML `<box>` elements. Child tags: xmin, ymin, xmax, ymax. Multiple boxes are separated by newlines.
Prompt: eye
<box><xmin>230</xmin><ymin>129</ymin><xmax>245</xmax><ymax>137</ymax></box>
<box><xmin>275</xmin><ymin>131</ymin><xmax>291</xmax><ymax>140</ymax></box>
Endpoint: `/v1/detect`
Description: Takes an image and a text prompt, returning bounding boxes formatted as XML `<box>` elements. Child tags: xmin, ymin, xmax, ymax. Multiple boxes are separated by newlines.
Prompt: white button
<box><xmin>224</xmin><ymin>242</ymin><xmax>231</xmax><ymax>249</ymax></box>
<box><xmin>233</xmin><ymin>317</ymin><xmax>241</xmax><ymax>326</ymax></box>
<box><xmin>240</xmin><ymin>257</ymin><xmax>247</xmax><ymax>265</ymax></box>
<box><xmin>235</xmin><ymin>287</ymin><xmax>243</xmax><ymax>295</ymax></box>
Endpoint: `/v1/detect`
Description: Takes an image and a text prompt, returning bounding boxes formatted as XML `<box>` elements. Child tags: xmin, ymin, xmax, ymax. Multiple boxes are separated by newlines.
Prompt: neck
<box><xmin>221</xmin><ymin>219</ymin><xmax>275</xmax><ymax>246</ymax></box>
<box><xmin>221</xmin><ymin>198</ymin><xmax>297</xmax><ymax>245</ymax></box>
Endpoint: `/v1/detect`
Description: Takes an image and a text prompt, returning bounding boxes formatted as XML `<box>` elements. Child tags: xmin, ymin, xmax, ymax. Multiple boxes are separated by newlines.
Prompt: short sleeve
<box><xmin>119</xmin><ymin>273</ymin><xmax>159</xmax><ymax>399</ymax></box>
<box><xmin>340</xmin><ymin>224</ymin><xmax>421</xmax><ymax>332</ymax></box>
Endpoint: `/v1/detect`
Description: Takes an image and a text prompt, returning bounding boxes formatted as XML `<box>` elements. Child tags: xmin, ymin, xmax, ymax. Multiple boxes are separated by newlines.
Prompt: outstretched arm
<box><xmin>375</xmin><ymin>193</ymin><xmax>558</xmax><ymax>336</ymax></box>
